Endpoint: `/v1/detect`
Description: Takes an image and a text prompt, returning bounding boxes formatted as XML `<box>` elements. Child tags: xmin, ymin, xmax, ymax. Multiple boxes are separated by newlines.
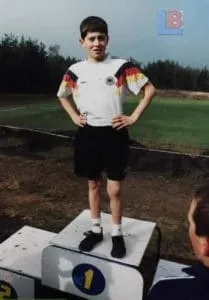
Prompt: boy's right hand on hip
<box><xmin>72</xmin><ymin>113</ymin><xmax>87</xmax><ymax>127</ymax></box>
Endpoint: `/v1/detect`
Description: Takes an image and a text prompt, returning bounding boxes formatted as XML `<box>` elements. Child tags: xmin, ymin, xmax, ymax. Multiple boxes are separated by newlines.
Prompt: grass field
<box><xmin>0</xmin><ymin>94</ymin><xmax>209</xmax><ymax>154</ymax></box>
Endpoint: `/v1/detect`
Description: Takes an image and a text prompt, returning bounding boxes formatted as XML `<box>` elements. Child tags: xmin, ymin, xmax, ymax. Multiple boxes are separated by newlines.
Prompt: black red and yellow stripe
<box><xmin>115</xmin><ymin>62</ymin><xmax>144</xmax><ymax>88</ymax></box>
<box><xmin>61</xmin><ymin>69</ymin><xmax>78</xmax><ymax>89</ymax></box>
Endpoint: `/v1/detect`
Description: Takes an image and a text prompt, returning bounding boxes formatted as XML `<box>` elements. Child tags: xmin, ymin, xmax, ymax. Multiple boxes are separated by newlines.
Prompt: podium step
<box><xmin>0</xmin><ymin>225</ymin><xmax>55</xmax><ymax>279</ymax></box>
<box><xmin>42</xmin><ymin>245</ymin><xmax>143</xmax><ymax>300</ymax></box>
<box><xmin>0</xmin><ymin>211</ymin><xmax>157</xmax><ymax>300</ymax></box>
<box><xmin>50</xmin><ymin>209</ymin><xmax>156</xmax><ymax>266</ymax></box>
<box><xmin>152</xmin><ymin>259</ymin><xmax>190</xmax><ymax>286</ymax></box>
<box><xmin>0</xmin><ymin>226</ymin><xmax>69</xmax><ymax>299</ymax></box>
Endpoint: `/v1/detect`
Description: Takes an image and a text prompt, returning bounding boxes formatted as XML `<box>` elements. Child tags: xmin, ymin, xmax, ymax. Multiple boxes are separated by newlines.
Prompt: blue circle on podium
<box><xmin>72</xmin><ymin>263</ymin><xmax>106</xmax><ymax>295</ymax></box>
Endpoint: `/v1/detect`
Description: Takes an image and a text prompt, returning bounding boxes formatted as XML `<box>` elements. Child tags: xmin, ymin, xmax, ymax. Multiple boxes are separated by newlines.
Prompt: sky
<box><xmin>0</xmin><ymin>0</ymin><xmax>208</xmax><ymax>69</ymax></box>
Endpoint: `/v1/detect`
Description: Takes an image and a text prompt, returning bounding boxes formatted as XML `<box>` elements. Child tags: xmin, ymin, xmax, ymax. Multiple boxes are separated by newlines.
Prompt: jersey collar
<box><xmin>86</xmin><ymin>53</ymin><xmax>111</xmax><ymax>64</ymax></box>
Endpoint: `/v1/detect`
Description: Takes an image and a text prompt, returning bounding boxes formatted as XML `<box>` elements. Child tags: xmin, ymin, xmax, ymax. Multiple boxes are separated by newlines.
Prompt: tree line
<box><xmin>0</xmin><ymin>34</ymin><xmax>209</xmax><ymax>94</ymax></box>
<box><xmin>0</xmin><ymin>34</ymin><xmax>76</xmax><ymax>94</ymax></box>
<box><xmin>143</xmin><ymin>60</ymin><xmax>209</xmax><ymax>92</ymax></box>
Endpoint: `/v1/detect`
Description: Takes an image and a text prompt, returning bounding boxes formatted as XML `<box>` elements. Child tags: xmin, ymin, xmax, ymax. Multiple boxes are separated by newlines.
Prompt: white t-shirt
<box><xmin>57</xmin><ymin>54</ymin><xmax>149</xmax><ymax>126</ymax></box>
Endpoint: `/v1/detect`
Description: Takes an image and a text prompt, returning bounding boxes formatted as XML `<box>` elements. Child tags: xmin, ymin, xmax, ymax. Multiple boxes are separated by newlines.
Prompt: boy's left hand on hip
<box><xmin>112</xmin><ymin>115</ymin><xmax>135</xmax><ymax>130</ymax></box>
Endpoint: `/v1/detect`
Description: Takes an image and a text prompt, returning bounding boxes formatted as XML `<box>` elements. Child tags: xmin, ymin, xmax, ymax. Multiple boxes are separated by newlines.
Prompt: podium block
<box><xmin>152</xmin><ymin>259</ymin><xmax>190</xmax><ymax>286</ymax></box>
<box><xmin>42</xmin><ymin>209</ymin><xmax>156</xmax><ymax>299</ymax></box>
<box><xmin>0</xmin><ymin>210</ymin><xmax>158</xmax><ymax>299</ymax></box>
<box><xmin>0</xmin><ymin>226</ymin><xmax>64</xmax><ymax>299</ymax></box>
<box><xmin>42</xmin><ymin>246</ymin><xmax>143</xmax><ymax>299</ymax></box>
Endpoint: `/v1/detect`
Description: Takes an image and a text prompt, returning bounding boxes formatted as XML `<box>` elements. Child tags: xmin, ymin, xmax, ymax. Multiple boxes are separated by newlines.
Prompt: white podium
<box><xmin>0</xmin><ymin>226</ymin><xmax>65</xmax><ymax>299</ymax></box>
<box><xmin>0</xmin><ymin>210</ymin><xmax>157</xmax><ymax>300</ymax></box>
<box><xmin>152</xmin><ymin>259</ymin><xmax>190</xmax><ymax>286</ymax></box>
<box><xmin>148</xmin><ymin>259</ymin><xmax>191</xmax><ymax>298</ymax></box>
<box><xmin>42</xmin><ymin>209</ymin><xmax>156</xmax><ymax>300</ymax></box>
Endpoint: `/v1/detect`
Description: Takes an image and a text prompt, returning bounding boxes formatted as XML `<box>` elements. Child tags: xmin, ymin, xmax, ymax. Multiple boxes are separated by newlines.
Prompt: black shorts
<box><xmin>74</xmin><ymin>124</ymin><xmax>130</xmax><ymax>181</ymax></box>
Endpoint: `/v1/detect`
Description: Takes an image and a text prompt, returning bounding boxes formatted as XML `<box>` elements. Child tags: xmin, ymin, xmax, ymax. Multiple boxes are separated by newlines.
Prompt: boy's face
<box><xmin>80</xmin><ymin>32</ymin><xmax>108</xmax><ymax>62</ymax></box>
<box><xmin>188</xmin><ymin>199</ymin><xmax>209</xmax><ymax>260</ymax></box>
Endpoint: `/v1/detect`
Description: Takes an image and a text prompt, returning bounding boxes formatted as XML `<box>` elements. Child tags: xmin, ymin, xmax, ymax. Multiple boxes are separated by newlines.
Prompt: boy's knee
<box><xmin>107</xmin><ymin>181</ymin><xmax>121</xmax><ymax>198</ymax></box>
<box><xmin>88</xmin><ymin>179</ymin><xmax>101</xmax><ymax>191</ymax></box>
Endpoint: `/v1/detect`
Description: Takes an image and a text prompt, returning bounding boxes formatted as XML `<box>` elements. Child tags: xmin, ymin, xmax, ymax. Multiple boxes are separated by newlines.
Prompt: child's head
<box><xmin>79</xmin><ymin>16</ymin><xmax>109</xmax><ymax>61</ymax></box>
<box><xmin>188</xmin><ymin>184</ymin><xmax>209</xmax><ymax>262</ymax></box>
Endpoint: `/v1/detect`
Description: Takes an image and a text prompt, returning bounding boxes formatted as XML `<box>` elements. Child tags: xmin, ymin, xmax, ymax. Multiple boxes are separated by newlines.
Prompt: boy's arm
<box><xmin>59</xmin><ymin>97</ymin><xmax>87</xmax><ymax>127</ymax></box>
<box><xmin>112</xmin><ymin>82</ymin><xmax>156</xmax><ymax>130</ymax></box>
<box><xmin>57</xmin><ymin>67</ymin><xmax>86</xmax><ymax>127</ymax></box>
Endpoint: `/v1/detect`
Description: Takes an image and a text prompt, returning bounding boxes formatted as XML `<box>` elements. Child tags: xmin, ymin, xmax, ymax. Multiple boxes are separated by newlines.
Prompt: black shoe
<box><xmin>79</xmin><ymin>230</ymin><xmax>103</xmax><ymax>252</ymax></box>
<box><xmin>111</xmin><ymin>235</ymin><xmax>126</xmax><ymax>258</ymax></box>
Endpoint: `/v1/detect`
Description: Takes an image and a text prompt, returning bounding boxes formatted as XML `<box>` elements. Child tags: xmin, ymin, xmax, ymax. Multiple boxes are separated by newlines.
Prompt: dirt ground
<box><xmin>1</xmin><ymin>136</ymin><xmax>206</xmax><ymax>266</ymax></box>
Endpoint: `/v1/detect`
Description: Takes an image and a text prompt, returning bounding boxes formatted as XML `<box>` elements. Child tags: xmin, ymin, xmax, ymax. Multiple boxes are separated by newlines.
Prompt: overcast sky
<box><xmin>0</xmin><ymin>0</ymin><xmax>208</xmax><ymax>68</ymax></box>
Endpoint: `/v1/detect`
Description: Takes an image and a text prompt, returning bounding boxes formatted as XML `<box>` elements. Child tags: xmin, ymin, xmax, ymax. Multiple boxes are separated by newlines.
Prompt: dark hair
<box><xmin>193</xmin><ymin>184</ymin><xmax>209</xmax><ymax>236</ymax></box>
<box><xmin>80</xmin><ymin>16</ymin><xmax>108</xmax><ymax>39</ymax></box>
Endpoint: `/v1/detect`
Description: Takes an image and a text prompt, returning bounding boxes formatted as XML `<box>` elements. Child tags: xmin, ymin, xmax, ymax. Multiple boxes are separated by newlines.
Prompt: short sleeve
<box><xmin>124</xmin><ymin>62</ymin><xmax>149</xmax><ymax>95</ymax></box>
<box><xmin>57</xmin><ymin>68</ymin><xmax>78</xmax><ymax>99</ymax></box>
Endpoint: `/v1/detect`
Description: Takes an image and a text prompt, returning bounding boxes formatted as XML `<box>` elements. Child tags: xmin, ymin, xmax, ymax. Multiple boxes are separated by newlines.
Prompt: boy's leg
<box><xmin>88</xmin><ymin>179</ymin><xmax>103</xmax><ymax>233</ymax></box>
<box><xmin>79</xmin><ymin>178</ymin><xmax>103</xmax><ymax>252</ymax></box>
<box><xmin>74</xmin><ymin>125</ymin><xmax>104</xmax><ymax>252</ymax></box>
<box><xmin>107</xmin><ymin>179</ymin><xmax>126</xmax><ymax>258</ymax></box>
<box><xmin>88</xmin><ymin>179</ymin><xmax>102</xmax><ymax>220</ymax></box>
<box><xmin>104</xmin><ymin>127</ymin><xmax>129</xmax><ymax>258</ymax></box>
<box><xmin>107</xmin><ymin>179</ymin><xmax>122</xmax><ymax>225</ymax></box>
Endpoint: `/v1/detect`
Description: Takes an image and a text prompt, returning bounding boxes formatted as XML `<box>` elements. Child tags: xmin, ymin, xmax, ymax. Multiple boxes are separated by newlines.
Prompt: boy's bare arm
<box><xmin>130</xmin><ymin>82</ymin><xmax>156</xmax><ymax>122</ymax></box>
<box><xmin>59</xmin><ymin>97</ymin><xmax>87</xmax><ymax>127</ymax></box>
<box><xmin>112</xmin><ymin>82</ymin><xmax>156</xmax><ymax>130</ymax></box>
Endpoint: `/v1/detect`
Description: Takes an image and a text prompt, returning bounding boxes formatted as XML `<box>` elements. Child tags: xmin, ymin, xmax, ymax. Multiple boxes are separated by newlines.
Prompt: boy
<box><xmin>57</xmin><ymin>16</ymin><xmax>156</xmax><ymax>258</ymax></box>
<box><xmin>148</xmin><ymin>184</ymin><xmax>209</xmax><ymax>299</ymax></box>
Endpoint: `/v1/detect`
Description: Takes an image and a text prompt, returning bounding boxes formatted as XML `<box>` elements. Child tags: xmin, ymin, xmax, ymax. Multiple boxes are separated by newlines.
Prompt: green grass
<box><xmin>128</xmin><ymin>97</ymin><xmax>209</xmax><ymax>153</ymax></box>
<box><xmin>0</xmin><ymin>95</ymin><xmax>209</xmax><ymax>154</ymax></box>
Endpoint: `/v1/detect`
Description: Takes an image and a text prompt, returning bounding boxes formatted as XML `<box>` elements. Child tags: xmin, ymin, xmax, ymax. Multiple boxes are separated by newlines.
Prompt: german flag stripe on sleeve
<box><xmin>115</xmin><ymin>62</ymin><xmax>146</xmax><ymax>88</ymax></box>
<box><xmin>115</xmin><ymin>62</ymin><xmax>130</xmax><ymax>88</ymax></box>
<box><xmin>61</xmin><ymin>69</ymin><xmax>78</xmax><ymax>89</ymax></box>
<box><xmin>57</xmin><ymin>68</ymin><xmax>78</xmax><ymax>98</ymax></box>
<box><xmin>115</xmin><ymin>61</ymin><xmax>148</xmax><ymax>94</ymax></box>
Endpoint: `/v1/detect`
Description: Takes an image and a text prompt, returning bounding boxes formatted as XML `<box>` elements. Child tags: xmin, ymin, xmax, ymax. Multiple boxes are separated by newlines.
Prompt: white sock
<box><xmin>91</xmin><ymin>218</ymin><xmax>102</xmax><ymax>234</ymax></box>
<box><xmin>111</xmin><ymin>224</ymin><xmax>122</xmax><ymax>236</ymax></box>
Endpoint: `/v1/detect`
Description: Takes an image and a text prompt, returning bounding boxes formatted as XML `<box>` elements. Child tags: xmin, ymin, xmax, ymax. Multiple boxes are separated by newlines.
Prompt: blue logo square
<box><xmin>157</xmin><ymin>10</ymin><xmax>183</xmax><ymax>35</ymax></box>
